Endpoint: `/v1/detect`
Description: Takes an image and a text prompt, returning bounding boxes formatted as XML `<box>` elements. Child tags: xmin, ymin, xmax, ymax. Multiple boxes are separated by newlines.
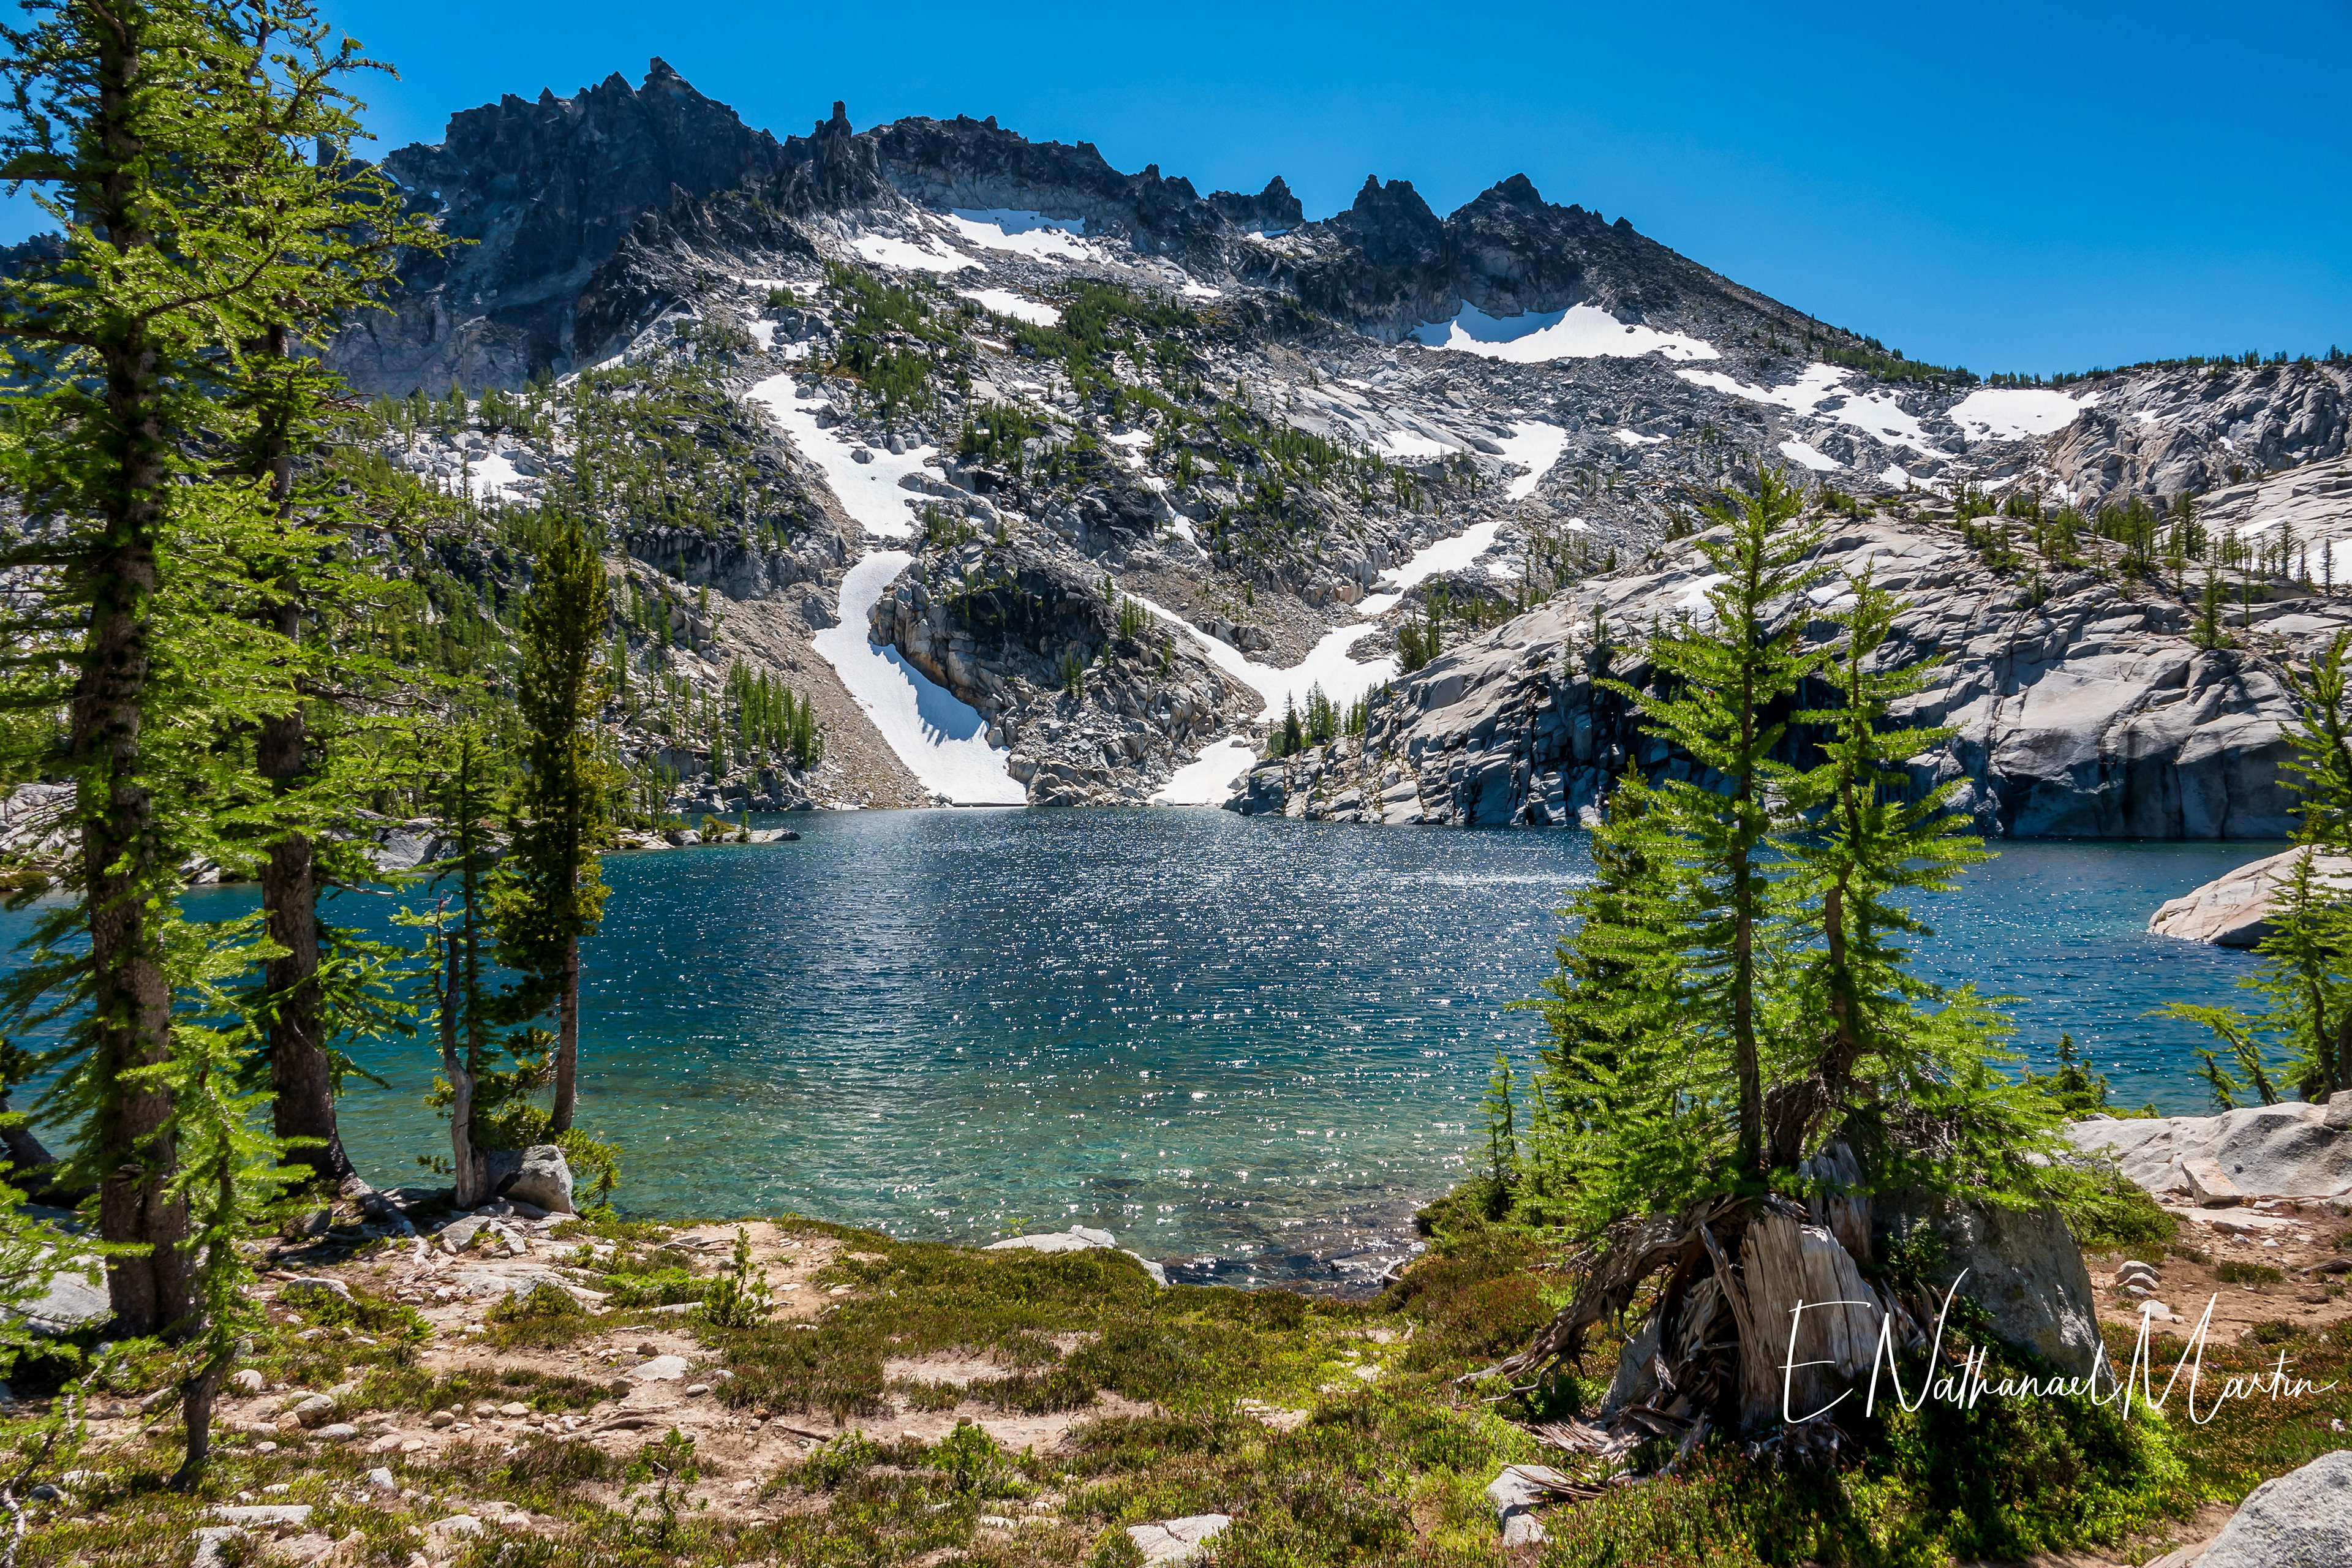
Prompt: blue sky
<box><xmin>15</xmin><ymin>1</ymin><xmax>2346</xmax><ymax>375</ymax></box>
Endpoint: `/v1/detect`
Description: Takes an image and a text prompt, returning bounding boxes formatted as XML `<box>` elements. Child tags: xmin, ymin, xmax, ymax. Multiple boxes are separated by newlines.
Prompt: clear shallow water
<box><xmin>0</xmin><ymin>813</ymin><xmax>2271</xmax><ymax>1283</ymax></box>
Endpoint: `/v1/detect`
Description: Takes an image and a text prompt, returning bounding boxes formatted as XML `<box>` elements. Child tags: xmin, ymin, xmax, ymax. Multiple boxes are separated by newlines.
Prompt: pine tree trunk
<box><xmin>171</xmin><ymin>1355</ymin><xmax>222</xmax><ymax>1490</ymax></box>
<box><xmin>70</xmin><ymin>8</ymin><xmax>190</xmax><ymax>1343</ymax></box>
<box><xmin>551</xmin><ymin>932</ymin><xmax>579</xmax><ymax>1133</ymax></box>
<box><xmin>260</xmin><ymin>704</ymin><xmax>348</xmax><ymax>1184</ymax></box>
<box><xmin>79</xmin><ymin>396</ymin><xmax>189</xmax><ymax>1330</ymax></box>
<box><xmin>254</xmin><ymin>323</ymin><xmax>347</xmax><ymax>1186</ymax></box>
<box><xmin>440</xmin><ymin>931</ymin><xmax>487</xmax><ymax>1209</ymax></box>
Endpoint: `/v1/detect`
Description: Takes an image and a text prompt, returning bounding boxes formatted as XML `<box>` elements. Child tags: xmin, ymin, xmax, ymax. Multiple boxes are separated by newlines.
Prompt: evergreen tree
<box><xmin>2162</xmin><ymin>633</ymin><xmax>2352</xmax><ymax>1099</ymax></box>
<box><xmin>0</xmin><ymin>0</ymin><xmax>395</xmax><ymax>1343</ymax></box>
<box><xmin>208</xmin><ymin>39</ymin><xmax>440</xmax><ymax>1190</ymax></box>
<box><xmin>1507</xmin><ymin>477</ymin><xmax>2072</xmax><ymax>1445</ymax></box>
<box><xmin>491</xmin><ymin>512</ymin><xmax>612</xmax><ymax>1133</ymax></box>
<box><xmin>1603</xmin><ymin>469</ymin><xmax>1826</xmax><ymax>1177</ymax></box>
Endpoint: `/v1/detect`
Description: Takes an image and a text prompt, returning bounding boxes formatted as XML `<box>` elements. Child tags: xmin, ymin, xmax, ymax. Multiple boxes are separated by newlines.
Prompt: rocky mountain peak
<box><xmin>1207</xmin><ymin>175</ymin><xmax>1302</xmax><ymax>233</ymax></box>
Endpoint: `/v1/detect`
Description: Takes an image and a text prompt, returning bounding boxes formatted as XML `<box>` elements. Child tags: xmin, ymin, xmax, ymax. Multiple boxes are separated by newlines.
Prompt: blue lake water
<box><xmin>0</xmin><ymin>812</ymin><xmax>2272</xmax><ymax>1283</ymax></box>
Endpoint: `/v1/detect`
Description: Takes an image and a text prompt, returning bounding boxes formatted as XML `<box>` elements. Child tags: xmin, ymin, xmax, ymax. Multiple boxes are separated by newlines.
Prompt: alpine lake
<box><xmin>1</xmin><ymin>810</ymin><xmax>2272</xmax><ymax>1288</ymax></box>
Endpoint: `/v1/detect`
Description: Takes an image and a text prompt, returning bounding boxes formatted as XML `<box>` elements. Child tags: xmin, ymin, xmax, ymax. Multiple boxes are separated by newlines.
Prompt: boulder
<box><xmin>1872</xmin><ymin>1193</ymin><xmax>2107</xmax><ymax>1376</ymax></box>
<box><xmin>1486</xmin><ymin>1465</ymin><xmax>1577</xmax><ymax>1547</ymax></box>
<box><xmin>2149</xmin><ymin>846</ymin><xmax>2352</xmax><ymax>946</ymax></box>
<box><xmin>1125</xmin><ymin>1514</ymin><xmax>1231</xmax><ymax>1564</ymax></box>
<box><xmin>983</xmin><ymin>1227</ymin><xmax>1168</xmax><ymax>1286</ymax></box>
<box><xmin>289</xmin><ymin>1393</ymin><xmax>337</xmax><ymax>1428</ymax></box>
<box><xmin>500</xmin><ymin>1145</ymin><xmax>575</xmax><ymax>1215</ymax></box>
<box><xmin>2069</xmin><ymin>1101</ymin><xmax>2352</xmax><ymax>1200</ymax></box>
<box><xmin>2185</xmin><ymin>1156</ymin><xmax>2242</xmax><ymax>1207</ymax></box>
<box><xmin>9</xmin><ymin>1259</ymin><xmax>109</xmax><ymax>1337</ymax></box>
<box><xmin>2199</xmin><ymin>1448</ymin><xmax>2352</xmax><ymax>1567</ymax></box>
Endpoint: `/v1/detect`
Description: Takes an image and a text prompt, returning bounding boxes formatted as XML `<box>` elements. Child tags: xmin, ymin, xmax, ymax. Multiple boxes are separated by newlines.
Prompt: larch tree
<box><xmin>1502</xmin><ymin>475</ymin><xmax>2071</xmax><ymax>1452</ymax></box>
<box><xmin>0</xmin><ymin>0</ymin><xmax>432</xmax><ymax>1477</ymax></box>
<box><xmin>493</xmin><ymin>510</ymin><xmax>612</xmax><ymax>1133</ymax></box>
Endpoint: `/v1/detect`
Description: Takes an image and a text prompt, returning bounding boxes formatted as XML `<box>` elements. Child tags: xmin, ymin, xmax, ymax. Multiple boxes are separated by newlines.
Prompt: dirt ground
<box><xmin>2086</xmin><ymin>1197</ymin><xmax>2352</xmax><ymax>1346</ymax></box>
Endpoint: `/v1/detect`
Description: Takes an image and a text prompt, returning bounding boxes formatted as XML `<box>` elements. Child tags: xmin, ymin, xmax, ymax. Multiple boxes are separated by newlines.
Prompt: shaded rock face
<box><xmin>1872</xmin><ymin>1193</ymin><xmax>2108</xmax><ymax>1376</ymax></box>
<box><xmin>1207</xmin><ymin>176</ymin><xmax>1303</xmax><ymax>234</ymax></box>
<box><xmin>331</xmin><ymin>59</ymin><xmax>800</xmax><ymax>391</ymax></box>
<box><xmin>1289</xmin><ymin>171</ymin><xmax>1770</xmax><ymax>342</ymax></box>
<box><xmin>1234</xmin><ymin>517</ymin><xmax>2305</xmax><ymax>839</ymax></box>
<box><xmin>620</xmin><ymin>520</ymin><xmax>843</xmax><ymax>603</ymax></box>
<box><xmin>866</xmin><ymin>116</ymin><xmax>1231</xmax><ymax>252</ymax></box>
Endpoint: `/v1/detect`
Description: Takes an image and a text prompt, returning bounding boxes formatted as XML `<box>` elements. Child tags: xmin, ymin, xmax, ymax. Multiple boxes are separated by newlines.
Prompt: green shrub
<box><xmin>2215</xmin><ymin>1260</ymin><xmax>2285</xmax><ymax>1286</ymax></box>
<box><xmin>484</xmin><ymin>1283</ymin><xmax>594</xmax><ymax>1350</ymax></box>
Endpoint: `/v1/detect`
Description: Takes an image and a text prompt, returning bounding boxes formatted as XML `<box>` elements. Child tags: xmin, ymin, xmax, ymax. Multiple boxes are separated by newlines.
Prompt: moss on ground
<box><xmin>6</xmin><ymin>1201</ymin><xmax>2340</xmax><ymax>1566</ymax></box>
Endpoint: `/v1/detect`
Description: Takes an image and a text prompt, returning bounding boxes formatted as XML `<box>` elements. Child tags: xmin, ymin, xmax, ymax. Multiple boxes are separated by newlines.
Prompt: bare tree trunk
<box><xmin>251</xmin><ymin>322</ymin><xmax>347</xmax><ymax>1186</ymax></box>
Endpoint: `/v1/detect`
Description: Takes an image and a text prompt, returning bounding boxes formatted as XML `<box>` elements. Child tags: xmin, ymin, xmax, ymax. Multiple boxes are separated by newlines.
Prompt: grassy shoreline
<box><xmin>6</xmin><ymin>1189</ymin><xmax>2340</xmax><ymax>1567</ymax></box>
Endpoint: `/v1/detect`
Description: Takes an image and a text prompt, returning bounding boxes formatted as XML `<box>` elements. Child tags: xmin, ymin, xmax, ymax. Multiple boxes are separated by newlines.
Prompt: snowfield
<box><xmin>466</xmin><ymin>451</ymin><xmax>529</xmax><ymax>501</ymax></box>
<box><xmin>1153</xmin><ymin>736</ymin><xmax>1259</xmax><ymax>805</ymax></box>
<box><xmin>1410</xmin><ymin>302</ymin><xmax>1719</xmax><ymax>364</ymax></box>
<box><xmin>747</xmin><ymin>374</ymin><xmax>933</xmax><ymax>540</ymax></box>
<box><xmin>1948</xmin><ymin>387</ymin><xmax>2087</xmax><ymax>442</ymax></box>
<box><xmin>814</xmin><ymin>552</ymin><xmax>1027</xmax><ymax>805</ymax></box>
<box><xmin>1494</xmin><ymin>421</ymin><xmax>1569</xmax><ymax>500</ymax></box>
<box><xmin>1776</xmin><ymin>437</ymin><xmax>1841</xmax><ymax>472</ymax></box>
<box><xmin>1679</xmin><ymin>362</ymin><xmax>1929</xmax><ymax>453</ymax></box>
<box><xmin>944</xmin><ymin>209</ymin><xmax>1098</xmax><ymax>264</ymax></box>
<box><xmin>747</xmin><ymin>374</ymin><xmax>1022</xmax><ymax>804</ymax></box>
<box><xmin>1355</xmin><ymin>518</ymin><xmax>1507</xmax><ymax>619</ymax></box>
<box><xmin>1376</xmin><ymin>429</ymin><xmax>1452</xmax><ymax>460</ymax></box>
<box><xmin>850</xmin><ymin>233</ymin><xmax>979</xmax><ymax>274</ymax></box>
<box><xmin>958</xmin><ymin>287</ymin><xmax>1061</xmax><ymax>326</ymax></box>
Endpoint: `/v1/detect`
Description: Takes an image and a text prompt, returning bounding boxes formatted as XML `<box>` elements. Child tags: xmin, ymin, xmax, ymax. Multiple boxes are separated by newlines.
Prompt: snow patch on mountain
<box><xmin>1494</xmin><ymin>421</ymin><xmax>1570</xmax><ymax>500</ymax></box>
<box><xmin>1354</xmin><ymin>519</ymin><xmax>1509</xmax><ymax>617</ymax></box>
<box><xmin>959</xmin><ymin>287</ymin><xmax>1061</xmax><ymax>326</ymax></box>
<box><xmin>1376</xmin><ymin>429</ymin><xmax>1452</xmax><ymax>459</ymax></box>
<box><xmin>1777</xmin><ymin>438</ymin><xmax>1841</xmax><ymax>472</ymax></box>
<box><xmin>467</xmin><ymin>451</ymin><xmax>530</xmax><ymax>501</ymax></box>
<box><xmin>1153</xmin><ymin>736</ymin><xmax>1259</xmax><ymax>805</ymax></box>
<box><xmin>1679</xmin><ymin>362</ymin><xmax>1930</xmax><ymax>452</ymax></box>
<box><xmin>944</xmin><ymin>209</ymin><xmax>1098</xmax><ymax>264</ymax></box>
<box><xmin>1948</xmin><ymin>386</ymin><xmax>2087</xmax><ymax>442</ymax></box>
<box><xmin>1135</xmin><ymin>596</ymin><xmax>1397</xmax><ymax>722</ymax></box>
<box><xmin>815</xmin><ymin>551</ymin><xmax>1027</xmax><ymax>805</ymax></box>
<box><xmin>1409</xmin><ymin>301</ymin><xmax>1719</xmax><ymax>364</ymax></box>
<box><xmin>747</xmin><ymin>374</ymin><xmax>932</xmax><ymax>540</ymax></box>
<box><xmin>851</xmin><ymin>233</ymin><xmax>980</xmax><ymax>274</ymax></box>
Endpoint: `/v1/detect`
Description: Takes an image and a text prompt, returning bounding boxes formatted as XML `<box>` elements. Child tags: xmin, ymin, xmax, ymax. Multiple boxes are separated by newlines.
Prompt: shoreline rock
<box><xmin>2149</xmin><ymin>845</ymin><xmax>2352</xmax><ymax>946</ymax></box>
<box><xmin>2069</xmin><ymin>1101</ymin><xmax>2352</xmax><ymax>1201</ymax></box>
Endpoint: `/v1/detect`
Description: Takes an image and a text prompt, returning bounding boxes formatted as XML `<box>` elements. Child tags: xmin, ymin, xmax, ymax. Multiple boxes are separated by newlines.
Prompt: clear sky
<box><xmin>16</xmin><ymin>0</ymin><xmax>2345</xmax><ymax>377</ymax></box>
